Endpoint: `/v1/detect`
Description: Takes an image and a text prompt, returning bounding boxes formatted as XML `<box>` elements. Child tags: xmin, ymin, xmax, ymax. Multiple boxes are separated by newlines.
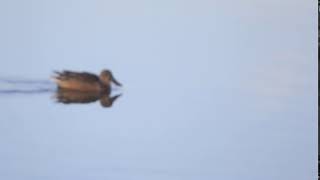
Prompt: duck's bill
<box><xmin>111</xmin><ymin>76</ymin><xmax>122</xmax><ymax>86</ymax></box>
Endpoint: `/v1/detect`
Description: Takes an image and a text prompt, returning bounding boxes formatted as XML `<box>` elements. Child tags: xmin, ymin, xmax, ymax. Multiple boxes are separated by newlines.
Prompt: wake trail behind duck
<box><xmin>0</xmin><ymin>77</ymin><xmax>56</xmax><ymax>95</ymax></box>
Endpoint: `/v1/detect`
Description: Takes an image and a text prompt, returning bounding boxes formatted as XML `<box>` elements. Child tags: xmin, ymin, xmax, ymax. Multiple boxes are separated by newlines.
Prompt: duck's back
<box><xmin>53</xmin><ymin>71</ymin><xmax>101</xmax><ymax>92</ymax></box>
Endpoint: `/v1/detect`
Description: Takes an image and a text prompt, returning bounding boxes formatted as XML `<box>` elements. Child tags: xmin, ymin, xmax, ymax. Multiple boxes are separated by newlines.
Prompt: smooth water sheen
<box><xmin>0</xmin><ymin>0</ymin><xmax>316</xmax><ymax>180</ymax></box>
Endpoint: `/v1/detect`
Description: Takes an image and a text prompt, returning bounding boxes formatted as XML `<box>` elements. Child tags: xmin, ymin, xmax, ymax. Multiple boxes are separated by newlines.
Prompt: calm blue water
<box><xmin>0</xmin><ymin>0</ymin><xmax>317</xmax><ymax>179</ymax></box>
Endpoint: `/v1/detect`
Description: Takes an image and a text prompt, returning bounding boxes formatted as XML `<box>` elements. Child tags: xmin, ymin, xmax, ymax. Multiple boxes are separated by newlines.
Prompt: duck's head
<box><xmin>99</xmin><ymin>69</ymin><xmax>122</xmax><ymax>87</ymax></box>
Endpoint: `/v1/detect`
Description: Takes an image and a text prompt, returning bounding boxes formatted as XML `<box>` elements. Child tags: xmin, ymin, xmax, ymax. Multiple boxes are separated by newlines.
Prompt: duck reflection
<box><xmin>55</xmin><ymin>88</ymin><xmax>121</xmax><ymax>108</ymax></box>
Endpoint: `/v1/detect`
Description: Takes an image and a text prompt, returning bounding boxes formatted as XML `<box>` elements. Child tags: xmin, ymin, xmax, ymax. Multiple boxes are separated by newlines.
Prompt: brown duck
<box><xmin>52</xmin><ymin>69</ymin><xmax>122</xmax><ymax>92</ymax></box>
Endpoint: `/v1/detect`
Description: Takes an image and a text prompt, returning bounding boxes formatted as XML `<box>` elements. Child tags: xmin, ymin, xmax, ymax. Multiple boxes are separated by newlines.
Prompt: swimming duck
<box><xmin>53</xmin><ymin>69</ymin><xmax>122</xmax><ymax>92</ymax></box>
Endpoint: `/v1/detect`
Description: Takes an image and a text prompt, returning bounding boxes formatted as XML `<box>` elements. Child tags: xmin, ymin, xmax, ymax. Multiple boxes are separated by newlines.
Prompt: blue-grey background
<box><xmin>0</xmin><ymin>0</ymin><xmax>317</xmax><ymax>179</ymax></box>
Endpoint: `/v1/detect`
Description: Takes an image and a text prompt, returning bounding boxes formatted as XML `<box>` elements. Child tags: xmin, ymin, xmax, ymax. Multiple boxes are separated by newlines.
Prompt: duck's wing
<box><xmin>53</xmin><ymin>71</ymin><xmax>99</xmax><ymax>83</ymax></box>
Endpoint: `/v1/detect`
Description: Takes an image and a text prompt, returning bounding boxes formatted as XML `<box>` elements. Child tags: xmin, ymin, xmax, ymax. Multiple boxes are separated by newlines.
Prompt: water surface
<box><xmin>0</xmin><ymin>0</ymin><xmax>316</xmax><ymax>179</ymax></box>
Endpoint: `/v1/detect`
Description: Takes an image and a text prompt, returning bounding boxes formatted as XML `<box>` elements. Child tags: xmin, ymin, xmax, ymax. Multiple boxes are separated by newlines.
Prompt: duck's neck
<box><xmin>100</xmin><ymin>82</ymin><xmax>111</xmax><ymax>92</ymax></box>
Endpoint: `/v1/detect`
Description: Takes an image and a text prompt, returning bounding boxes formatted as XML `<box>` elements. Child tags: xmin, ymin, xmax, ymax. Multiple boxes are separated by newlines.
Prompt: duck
<box><xmin>52</xmin><ymin>69</ymin><xmax>122</xmax><ymax>92</ymax></box>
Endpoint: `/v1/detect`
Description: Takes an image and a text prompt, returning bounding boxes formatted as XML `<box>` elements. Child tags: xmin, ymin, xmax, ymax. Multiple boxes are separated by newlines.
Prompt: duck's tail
<box><xmin>51</xmin><ymin>71</ymin><xmax>63</xmax><ymax>83</ymax></box>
